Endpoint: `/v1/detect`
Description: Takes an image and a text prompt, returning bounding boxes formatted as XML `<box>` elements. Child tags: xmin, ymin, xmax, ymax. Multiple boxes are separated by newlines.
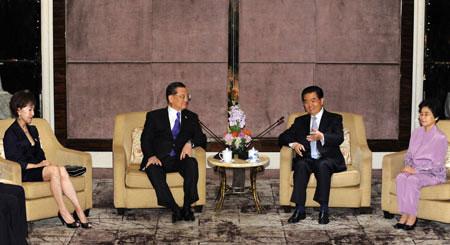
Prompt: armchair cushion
<box><xmin>289</xmin><ymin>165</ymin><xmax>360</xmax><ymax>188</ymax></box>
<box><xmin>23</xmin><ymin>176</ymin><xmax>85</xmax><ymax>199</ymax></box>
<box><xmin>340</xmin><ymin>128</ymin><xmax>352</xmax><ymax>165</ymax></box>
<box><xmin>125</xmin><ymin>163</ymin><xmax>184</xmax><ymax>189</ymax></box>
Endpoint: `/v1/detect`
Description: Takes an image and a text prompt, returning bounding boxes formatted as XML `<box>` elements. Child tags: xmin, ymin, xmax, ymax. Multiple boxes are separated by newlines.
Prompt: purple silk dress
<box><xmin>396</xmin><ymin>125</ymin><xmax>448</xmax><ymax>216</ymax></box>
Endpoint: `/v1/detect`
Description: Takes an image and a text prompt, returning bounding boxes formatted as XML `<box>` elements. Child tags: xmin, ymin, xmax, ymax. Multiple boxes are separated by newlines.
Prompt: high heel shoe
<box><xmin>393</xmin><ymin>222</ymin><xmax>405</xmax><ymax>229</ymax></box>
<box><xmin>57</xmin><ymin>212</ymin><xmax>79</xmax><ymax>228</ymax></box>
<box><xmin>73</xmin><ymin>211</ymin><xmax>92</xmax><ymax>229</ymax></box>
<box><xmin>403</xmin><ymin>219</ymin><xmax>417</xmax><ymax>230</ymax></box>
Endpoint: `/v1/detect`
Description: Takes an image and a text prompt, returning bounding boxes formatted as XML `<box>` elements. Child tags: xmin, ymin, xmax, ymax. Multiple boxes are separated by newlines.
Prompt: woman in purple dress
<box><xmin>394</xmin><ymin>99</ymin><xmax>448</xmax><ymax>230</ymax></box>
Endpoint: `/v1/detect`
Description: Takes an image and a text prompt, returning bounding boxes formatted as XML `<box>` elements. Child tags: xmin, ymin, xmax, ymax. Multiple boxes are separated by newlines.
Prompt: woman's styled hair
<box><xmin>419</xmin><ymin>98</ymin><xmax>442</xmax><ymax>122</ymax></box>
<box><xmin>9</xmin><ymin>90</ymin><xmax>36</xmax><ymax>118</ymax></box>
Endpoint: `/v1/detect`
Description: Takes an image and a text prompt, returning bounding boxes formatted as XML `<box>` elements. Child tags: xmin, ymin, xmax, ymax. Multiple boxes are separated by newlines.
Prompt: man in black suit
<box><xmin>140</xmin><ymin>81</ymin><xmax>206</xmax><ymax>223</ymax></box>
<box><xmin>279</xmin><ymin>86</ymin><xmax>346</xmax><ymax>224</ymax></box>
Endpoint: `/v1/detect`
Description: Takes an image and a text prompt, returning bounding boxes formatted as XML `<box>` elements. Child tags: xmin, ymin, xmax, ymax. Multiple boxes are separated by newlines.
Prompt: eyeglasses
<box><xmin>173</xmin><ymin>93</ymin><xmax>192</xmax><ymax>102</ymax></box>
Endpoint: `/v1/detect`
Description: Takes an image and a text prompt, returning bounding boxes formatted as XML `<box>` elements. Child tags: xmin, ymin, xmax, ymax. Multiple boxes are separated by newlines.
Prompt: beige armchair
<box><xmin>0</xmin><ymin>118</ymin><xmax>92</xmax><ymax>221</ymax></box>
<box><xmin>113</xmin><ymin>112</ymin><xmax>206</xmax><ymax>214</ymax></box>
<box><xmin>382</xmin><ymin>120</ymin><xmax>450</xmax><ymax>223</ymax></box>
<box><xmin>279</xmin><ymin>112</ymin><xmax>372</xmax><ymax>212</ymax></box>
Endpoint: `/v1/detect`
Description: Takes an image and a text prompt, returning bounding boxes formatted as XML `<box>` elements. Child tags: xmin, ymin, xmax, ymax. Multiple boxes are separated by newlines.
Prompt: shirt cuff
<box><xmin>288</xmin><ymin>143</ymin><xmax>295</xmax><ymax>149</ymax></box>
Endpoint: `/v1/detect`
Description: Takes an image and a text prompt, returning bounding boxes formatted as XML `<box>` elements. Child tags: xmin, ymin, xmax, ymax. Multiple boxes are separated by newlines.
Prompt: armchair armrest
<box><xmin>381</xmin><ymin>150</ymin><xmax>406</xmax><ymax>210</ymax></box>
<box><xmin>55</xmin><ymin>147</ymin><xmax>93</xmax><ymax>209</ymax></box>
<box><xmin>382</xmin><ymin>151</ymin><xmax>406</xmax><ymax>179</ymax></box>
<box><xmin>55</xmin><ymin>147</ymin><xmax>92</xmax><ymax>169</ymax></box>
<box><xmin>353</xmin><ymin>144</ymin><xmax>372</xmax><ymax>207</ymax></box>
<box><xmin>192</xmin><ymin>147</ymin><xmax>206</xmax><ymax>204</ymax></box>
<box><xmin>0</xmin><ymin>158</ymin><xmax>22</xmax><ymax>185</ymax></box>
<box><xmin>113</xmin><ymin>144</ymin><xmax>127</xmax><ymax>208</ymax></box>
<box><xmin>279</xmin><ymin>146</ymin><xmax>294</xmax><ymax>206</ymax></box>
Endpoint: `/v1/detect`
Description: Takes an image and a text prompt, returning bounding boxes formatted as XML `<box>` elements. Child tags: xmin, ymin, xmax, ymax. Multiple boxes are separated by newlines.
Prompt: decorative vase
<box><xmin>233</xmin><ymin>149</ymin><xmax>248</xmax><ymax>160</ymax></box>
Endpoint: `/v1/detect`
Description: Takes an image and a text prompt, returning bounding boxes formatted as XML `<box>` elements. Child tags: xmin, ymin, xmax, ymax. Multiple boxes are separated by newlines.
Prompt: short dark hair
<box><xmin>166</xmin><ymin>81</ymin><xmax>186</xmax><ymax>103</ymax></box>
<box><xmin>9</xmin><ymin>90</ymin><xmax>36</xmax><ymax>118</ymax></box>
<box><xmin>301</xmin><ymin>85</ymin><xmax>324</xmax><ymax>100</ymax></box>
<box><xmin>419</xmin><ymin>98</ymin><xmax>442</xmax><ymax>122</ymax></box>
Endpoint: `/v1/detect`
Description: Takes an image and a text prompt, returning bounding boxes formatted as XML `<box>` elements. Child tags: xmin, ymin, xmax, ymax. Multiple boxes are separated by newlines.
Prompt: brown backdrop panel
<box><xmin>239</xmin><ymin>63</ymin><xmax>314</xmax><ymax>137</ymax></box>
<box><xmin>66</xmin><ymin>64</ymin><xmax>154</xmax><ymax>139</ymax></box>
<box><xmin>316</xmin><ymin>64</ymin><xmax>400</xmax><ymax>139</ymax></box>
<box><xmin>151</xmin><ymin>63</ymin><xmax>228</xmax><ymax>135</ymax></box>
<box><xmin>66</xmin><ymin>0</ymin><xmax>153</xmax><ymax>61</ymax></box>
<box><xmin>316</xmin><ymin>0</ymin><xmax>401</xmax><ymax>62</ymax></box>
<box><xmin>67</xmin><ymin>63</ymin><xmax>227</xmax><ymax>139</ymax></box>
<box><xmin>240</xmin><ymin>0</ymin><xmax>316</xmax><ymax>62</ymax></box>
<box><xmin>152</xmin><ymin>0</ymin><xmax>228</xmax><ymax>62</ymax></box>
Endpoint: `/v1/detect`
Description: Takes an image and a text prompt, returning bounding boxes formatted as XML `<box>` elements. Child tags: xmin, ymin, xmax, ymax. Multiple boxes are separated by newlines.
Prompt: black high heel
<box><xmin>403</xmin><ymin>218</ymin><xmax>418</xmax><ymax>230</ymax></box>
<box><xmin>57</xmin><ymin>212</ymin><xmax>79</xmax><ymax>228</ymax></box>
<box><xmin>73</xmin><ymin>211</ymin><xmax>92</xmax><ymax>229</ymax></box>
<box><xmin>393</xmin><ymin>222</ymin><xmax>405</xmax><ymax>229</ymax></box>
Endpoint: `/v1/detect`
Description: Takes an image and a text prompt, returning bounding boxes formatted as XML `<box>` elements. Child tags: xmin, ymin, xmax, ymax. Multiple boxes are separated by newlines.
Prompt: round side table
<box><xmin>207</xmin><ymin>155</ymin><xmax>269</xmax><ymax>213</ymax></box>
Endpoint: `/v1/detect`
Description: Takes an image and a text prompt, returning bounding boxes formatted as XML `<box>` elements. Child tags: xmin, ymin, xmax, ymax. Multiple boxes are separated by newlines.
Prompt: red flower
<box><xmin>243</xmin><ymin>129</ymin><xmax>252</xmax><ymax>136</ymax></box>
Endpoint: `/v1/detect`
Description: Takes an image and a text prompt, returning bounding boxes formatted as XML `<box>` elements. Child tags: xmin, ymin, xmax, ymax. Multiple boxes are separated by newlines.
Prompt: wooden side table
<box><xmin>207</xmin><ymin>155</ymin><xmax>269</xmax><ymax>213</ymax></box>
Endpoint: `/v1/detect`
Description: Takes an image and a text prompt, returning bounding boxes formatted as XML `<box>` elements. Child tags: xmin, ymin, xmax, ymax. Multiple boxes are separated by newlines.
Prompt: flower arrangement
<box><xmin>223</xmin><ymin>105</ymin><xmax>252</xmax><ymax>158</ymax></box>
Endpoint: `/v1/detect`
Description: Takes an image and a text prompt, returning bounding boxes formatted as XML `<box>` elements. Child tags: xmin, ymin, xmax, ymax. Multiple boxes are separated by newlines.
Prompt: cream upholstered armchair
<box><xmin>113</xmin><ymin>111</ymin><xmax>206</xmax><ymax>214</ymax></box>
<box><xmin>382</xmin><ymin>120</ymin><xmax>450</xmax><ymax>223</ymax></box>
<box><xmin>279</xmin><ymin>112</ymin><xmax>372</xmax><ymax>212</ymax></box>
<box><xmin>0</xmin><ymin>118</ymin><xmax>92</xmax><ymax>221</ymax></box>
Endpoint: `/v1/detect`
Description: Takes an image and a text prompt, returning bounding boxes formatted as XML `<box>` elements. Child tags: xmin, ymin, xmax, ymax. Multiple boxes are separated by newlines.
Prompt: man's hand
<box><xmin>291</xmin><ymin>142</ymin><xmax>306</xmax><ymax>157</ymax></box>
<box><xmin>401</xmin><ymin>165</ymin><xmax>416</xmax><ymax>174</ymax></box>
<box><xmin>180</xmin><ymin>142</ymin><xmax>192</xmax><ymax>160</ymax></box>
<box><xmin>146</xmin><ymin>156</ymin><xmax>162</xmax><ymax>168</ymax></box>
<box><xmin>306</xmin><ymin>128</ymin><xmax>324</xmax><ymax>142</ymax></box>
<box><xmin>39</xmin><ymin>160</ymin><xmax>51</xmax><ymax>167</ymax></box>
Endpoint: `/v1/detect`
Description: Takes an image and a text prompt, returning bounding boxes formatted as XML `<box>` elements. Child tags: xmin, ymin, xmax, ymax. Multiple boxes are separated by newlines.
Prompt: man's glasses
<box><xmin>173</xmin><ymin>94</ymin><xmax>192</xmax><ymax>102</ymax></box>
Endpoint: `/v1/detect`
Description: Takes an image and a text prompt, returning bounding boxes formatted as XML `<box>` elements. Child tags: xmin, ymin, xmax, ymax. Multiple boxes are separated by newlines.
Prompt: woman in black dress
<box><xmin>0</xmin><ymin>182</ymin><xmax>27</xmax><ymax>244</ymax></box>
<box><xmin>3</xmin><ymin>90</ymin><xmax>91</xmax><ymax>229</ymax></box>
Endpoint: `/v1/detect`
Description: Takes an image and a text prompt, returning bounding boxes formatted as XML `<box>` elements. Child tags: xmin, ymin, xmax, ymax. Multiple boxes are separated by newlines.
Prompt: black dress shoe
<box><xmin>172</xmin><ymin>209</ymin><xmax>183</xmax><ymax>223</ymax></box>
<box><xmin>182</xmin><ymin>207</ymin><xmax>195</xmax><ymax>221</ymax></box>
<box><xmin>393</xmin><ymin>223</ymin><xmax>405</xmax><ymax>229</ymax></box>
<box><xmin>287</xmin><ymin>209</ymin><xmax>306</xmax><ymax>223</ymax></box>
<box><xmin>318</xmin><ymin>211</ymin><xmax>329</xmax><ymax>224</ymax></box>
<box><xmin>403</xmin><ymin>219</ymin><xmax>417</xmax><ymax>230</ymax></box>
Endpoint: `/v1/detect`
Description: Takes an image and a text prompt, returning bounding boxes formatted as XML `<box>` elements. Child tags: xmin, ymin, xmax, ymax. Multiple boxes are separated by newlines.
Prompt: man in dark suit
<box><xmin>140</xmin><ymin>81</ymin><xmax>206</xmax><ymax>223</ymax></box>
<box><xmin>279</xmin><ymin>85</ymin><xmax>346</xmax><ymax>224</ymax></box>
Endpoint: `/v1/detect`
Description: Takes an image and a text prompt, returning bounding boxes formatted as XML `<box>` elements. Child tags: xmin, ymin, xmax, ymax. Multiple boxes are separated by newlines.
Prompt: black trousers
<box><xmin>145</xmin><ymin>156</ymin><xmax>199</xmax><ymax>211</ymax></box>
<box><xmin>290</xmin><ymin>157</ymin><xmax>338</xmax><ymax>206</ymax></box>
<box><xmin>0</xmin><ymin>183</ymin><xmax>27</xmax><ymax>245</ymax></box>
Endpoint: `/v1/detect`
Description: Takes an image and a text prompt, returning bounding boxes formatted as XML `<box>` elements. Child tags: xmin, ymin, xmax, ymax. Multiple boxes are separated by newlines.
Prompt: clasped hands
<box><xmin>145</xmin><ymin>142</ymin><xmax>192</xmax><ymax>168</ymax></box>
<box><xmin>291</xmin><ymin>129</ymin><xmax>324</xmax><ymax>157</ymax></box>
<box><xmin>401</xmin><ymin>165</ymin><xmax>416</xmax><ymax>174</ymax></box>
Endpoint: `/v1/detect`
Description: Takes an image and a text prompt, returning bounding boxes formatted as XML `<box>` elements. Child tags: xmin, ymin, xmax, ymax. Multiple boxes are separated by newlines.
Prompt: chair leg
<box><xmin>281</xmin><ymin>205</ymin><xmax>292</xmax><ymax>213</ymax></box>
<box><xmin>383</xmin><ymin>211</ymin><xmax>394</xmax><ymax>219</ymax></box>
<box><xmin>117</xmin><ymin>208</ymin><xmax>126</xmax><ymax>215</ymax></box>
<box><xmin>194</xmin><ymin>205</ymin><xmax>203</xmax><ymax>213</ymax></box>
<box><xmin>357</xmin><ymin>207</ymin><xmax>372</xmax><ymax>214</ymax></box>
<box><xmin>84</xmin><ymin>209</ymin><xmax>90</xmax><ymax>217</ymax></box>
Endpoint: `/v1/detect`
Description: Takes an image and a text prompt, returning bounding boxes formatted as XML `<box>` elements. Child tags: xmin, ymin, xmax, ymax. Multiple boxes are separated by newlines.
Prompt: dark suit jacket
<box><xmin>3</xmin><ymin>120</ymin><xmax>46</xmax><ymax>171</ymax></box>
<box><xmin>140</xmin><ymin>108</ymin><xmax>207</xmax><ymax>170</ymax></box>
<box><xmin>278</xmin><ymin>110</ymin><xmax>346</xmax><ymax>172</ymax></box>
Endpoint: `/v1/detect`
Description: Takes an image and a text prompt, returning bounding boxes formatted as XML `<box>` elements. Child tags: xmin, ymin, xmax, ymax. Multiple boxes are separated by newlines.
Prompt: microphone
<box><xmin>198</xmin><ymin>120</ymin><xmax>227</xmax><ymax>160</ymax></box>
<box><xmin>244</xmin><ymin>117</ymin><xmax>285</xmax><ymax>149</ymax></box>
<box><xmin>198</xmin><ymin>120</ymin><xmax>227</xmax><ymax>148</ymax></box>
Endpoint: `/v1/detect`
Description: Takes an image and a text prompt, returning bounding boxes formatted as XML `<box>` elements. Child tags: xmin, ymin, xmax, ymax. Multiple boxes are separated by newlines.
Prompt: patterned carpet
<box><xmin>27</xmin><ymin>170</ymin><xmax>450</xmax><ymax>244</ymax></box>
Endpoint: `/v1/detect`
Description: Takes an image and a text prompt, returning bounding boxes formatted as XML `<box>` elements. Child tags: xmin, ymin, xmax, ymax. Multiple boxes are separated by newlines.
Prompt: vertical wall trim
<box><xmin>411</xmin><ymin>0</ymin><xmax>425</xmax><ymax>130</ymax></box>
<box><xmin>41</xmin><ymin>0</ymin><xmax>55</xmax><ymax>129</ymax></box>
